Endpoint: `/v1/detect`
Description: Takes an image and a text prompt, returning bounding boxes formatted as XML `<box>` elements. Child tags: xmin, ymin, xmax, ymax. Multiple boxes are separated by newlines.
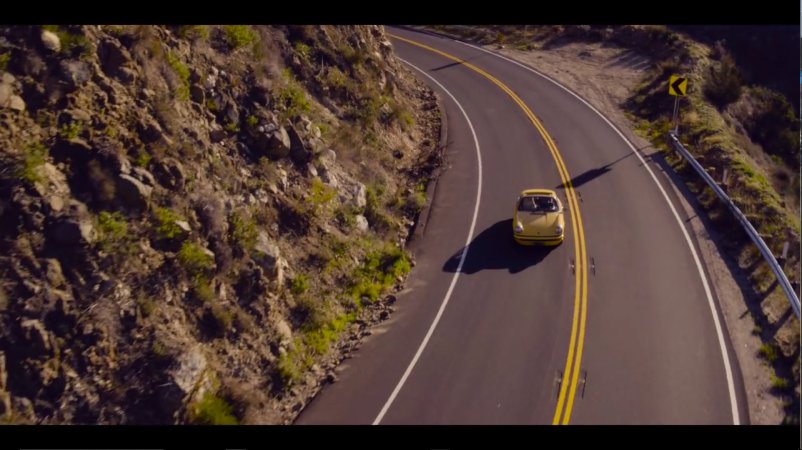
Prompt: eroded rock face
<box><xmin>0</xmin><ymin>24</ymin><xmax>441</xmax><ymax>425</ymax></box>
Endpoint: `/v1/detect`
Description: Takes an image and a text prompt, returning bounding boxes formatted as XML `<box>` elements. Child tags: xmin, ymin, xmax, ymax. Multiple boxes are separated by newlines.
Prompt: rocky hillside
<box><xmin>0</xmin><ymin>25</ymin><xmax>440</xmax><ymax>424</ymax></box>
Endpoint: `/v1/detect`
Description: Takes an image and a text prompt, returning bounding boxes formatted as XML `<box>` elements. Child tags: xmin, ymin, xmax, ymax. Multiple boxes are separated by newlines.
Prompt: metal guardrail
<box><xmin>668</xmin><ymin>132</ymin><xmax>800</xmax><ymax>319</ymax></box>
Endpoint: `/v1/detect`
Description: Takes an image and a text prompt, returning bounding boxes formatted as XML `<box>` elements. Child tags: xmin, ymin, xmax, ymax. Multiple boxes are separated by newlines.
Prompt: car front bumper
<box><xmin>514</xmin><ymin>233</ymin><xmax>564</xmax><ymax>246</ymax></box>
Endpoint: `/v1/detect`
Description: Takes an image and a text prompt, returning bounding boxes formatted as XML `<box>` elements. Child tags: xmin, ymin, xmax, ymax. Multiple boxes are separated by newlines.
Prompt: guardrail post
<box><xmin>778</xmin><ymin>241</ymin><xmax>789</xmax><ymax>268</ymax></box>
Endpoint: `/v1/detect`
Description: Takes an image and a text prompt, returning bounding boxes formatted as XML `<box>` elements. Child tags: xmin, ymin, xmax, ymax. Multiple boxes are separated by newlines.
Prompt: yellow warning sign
<box><xmin>669</xmin><ymin>75</ymin><xmax>688</xmax><ymax>96</ymax></box>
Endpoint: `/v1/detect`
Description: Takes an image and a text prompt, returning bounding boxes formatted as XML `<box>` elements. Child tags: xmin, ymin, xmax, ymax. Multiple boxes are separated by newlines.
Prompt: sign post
<box><xmin>668</xmin><ymin>75</ymin><xmax>688</xmax><ymax>134</ymax></box>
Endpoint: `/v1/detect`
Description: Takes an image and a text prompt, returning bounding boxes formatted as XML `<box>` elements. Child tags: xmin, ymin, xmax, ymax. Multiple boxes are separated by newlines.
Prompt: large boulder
<box><xmin>58</xmin><ymin>60</ymin><xmax>91</xmax><ymax>91</ymax></box>
<box><xmin>97</xmin><ymin>39</ymin><xmax>132</xmax><ymax>76</ymax></box>
<box><xmin>0</xmin><ymin>83</ymin><xmax>10</xmax><ymax>108</ymax></box>
<box><xmin>275</xmin><ymin>319</ymin><xmax>293</xmax><ymax>346</ymax></box>
<box><xmin>117</xmin><ymin>174</ymin><xmax>152</xmax><ymax>210</ymax></box>
<box><xmin>8</xmin><ymin>96</ymin><xmax>24</xmax><ymax>112</ymax></box>
<box><xmin>153</xmin><ymin>158</ymin><xmax>186</xmax><ymax>189</ymax></box>
<box><xmin>40</xmin><ymin>30</ymin><xmax>61</xmax><ymax>53</ymax></box>
<box><xmin>287</xmin><ymin>125</ymin><xmax>312</xmax><ymax>165</ymax></box>
<box><xmin>50</xmin><ymin>138</ymin><xmax>93</xmax><ymax>166</ymax></box>
<box><xmin>190</xmin><ymin>83</ymin><xmax>204</xmax><ymax>103</ymax></box>
<box><xmin>354</xmin><ymin>183</ymin><xmax>367</xmax><ymax>209</ymax></box>
<box><xmin>20</xmin><ymin>319</ymin><xmax>52</xmax><ymax>354</ymax></box>
<box><xmin>253</xmin><ymin>231</ymin><xmax>280</xmax><ymax>272</ymax></box>
<box><xmin>354</xmin><ymin>214</ymin><xmax>369</xmax><ymax>232</ymax></box>
<box><xmin>222</xmin><ymin>99</ymin><xmax>239</xmax><ymax>126</ymax></box>
<box><xmin>170</xmin><ymin>347</ymin><xmax>207</xmax><ymax>395</ymax></box>
<box><xmin>48</xmin><ymin>200</ymin><xmax>95</xmax><ymax>245</ymax></box>
<box><xmin>253</xmin><ymin>232</ymin><xmax>285</xmax><ymax>289</ymax></box>
<box><xmin>132</xmin><ymin>167</ymin><xmax>157</xmax><ymax>187</ymax></box>
<box><xmin>58</xmin><ymin>109</ymin><xmax>91</xmax><ymax>127</ymax></box>
<box><xmin>43</xmin><ymin>258</ymin><xmax>66</xmax><ymax>288</ymax></box>
<box><xmin>254</xmin><ymin>125</ymin><xmax>291</xmax><ymax>160</ymax></box>
<box><xmin>137</xmin><ymin>116</ymin><xmax>165</xmax><ymax>144</ymax></box>
<box><xmin>159</xmin><ymin>345</ymin><xmax>209</xmax><ymax>416</ymax></box>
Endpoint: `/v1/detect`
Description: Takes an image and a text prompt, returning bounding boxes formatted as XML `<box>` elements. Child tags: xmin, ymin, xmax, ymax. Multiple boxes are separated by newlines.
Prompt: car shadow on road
<box><xmin>442</xmin><ymin>219</ymin><xmax>556</xmax><ymax>275</ymax></box>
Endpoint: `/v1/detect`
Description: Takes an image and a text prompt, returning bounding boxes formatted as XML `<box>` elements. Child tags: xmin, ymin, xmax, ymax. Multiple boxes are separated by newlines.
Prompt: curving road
<box><xmin>296</xmin><ymin>27</ymin><xmax>747</xmax><ymax>425</ymax></box>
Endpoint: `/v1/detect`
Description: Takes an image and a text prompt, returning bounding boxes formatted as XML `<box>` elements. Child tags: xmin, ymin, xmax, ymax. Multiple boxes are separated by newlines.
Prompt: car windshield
<box><xmin>518</xmin><ymin>195</ymin><xmax>557</xmax><ymax>213</ymax></box>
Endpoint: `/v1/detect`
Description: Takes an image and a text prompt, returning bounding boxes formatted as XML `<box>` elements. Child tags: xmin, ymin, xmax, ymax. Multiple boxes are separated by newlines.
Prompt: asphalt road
<box><xmin>296</xmin><ymin>27</ymin><xmax>747</xmax><ymax>425</ymax></box>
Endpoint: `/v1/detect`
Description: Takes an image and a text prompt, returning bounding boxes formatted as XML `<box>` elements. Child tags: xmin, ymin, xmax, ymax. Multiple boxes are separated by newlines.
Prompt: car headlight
<box><xmin>514</xmin><ymin>223</ymin><xmax>523</xmax><ymax>233</ymax></box>
<box><xmin>555</xmin><ymin>225</ymin><xmax>563</xmax><ymax>235</ymax></box>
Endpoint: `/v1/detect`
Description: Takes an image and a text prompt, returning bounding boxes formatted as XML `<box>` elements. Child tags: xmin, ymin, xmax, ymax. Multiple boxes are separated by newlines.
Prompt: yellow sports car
<box><xmin>512</xmin><ymin>189</ymin><xmax>565</xmax><ymax>246</ymax></box>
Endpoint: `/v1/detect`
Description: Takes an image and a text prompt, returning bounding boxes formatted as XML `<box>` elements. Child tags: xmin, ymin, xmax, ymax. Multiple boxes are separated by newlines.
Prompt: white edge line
<box><xmin>455</xmin><ymin>40</ymin><xmax>740</xmax><ymax>425</ymax></box>
<box><xmin>372</xmin><ymin>57</ymin><xmax>483</xmax><ymax>425</ymax></box>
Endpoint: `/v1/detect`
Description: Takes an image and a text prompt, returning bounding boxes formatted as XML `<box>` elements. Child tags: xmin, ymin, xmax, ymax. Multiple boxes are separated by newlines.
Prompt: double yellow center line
<box><xmin>389</xmin><ymin>33</ymin><xmax>589</xmax><ymax>425</ymax></box>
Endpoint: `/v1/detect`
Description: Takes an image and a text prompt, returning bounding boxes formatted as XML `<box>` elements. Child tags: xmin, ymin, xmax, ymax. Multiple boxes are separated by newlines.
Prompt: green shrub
<box><xmin>307</xmin><ymin>178</ymin><xmax>336</xmax><ymax>211</ymax></box>
<box><xmin>224</xmin><ymin>121</ymin><xmax>239</xmax><ymax>133</ymax></box>
<box><xmin>188</xmin><ymin>391</ymin><xmax>238</xmax><ymax>425</ymax></box>
<box><xmin>348</xmin><ymin>244</ymin><xmax>411</xmax><ymax>302</ymax></box>
<box><xmin>291</xmin><ymin>274</ymin><xmax>310</xmax><ymax>295</ymax></box>
<box><xmin>354</xmin><ymin>95</ymin><xmax>382</xmax><ymax>128</ymax></box>
<box><xmin>294</xmin><ymin>41</ymin><xmax>311</xmax><ymax>60</ymax></box>
<box><xmin>137</xmin><ymin>294</ymin><xmax>155</xmax><ymax>317</ymax></box>
<box><xmin>223</xmin><ymin>25</ymin><xmax>258</xmax><ymax>49</ymax></box>
<box><xmin>153</xmin><ymin>207</ymin><xmax>185</xmax><ymax>240</ymax></box>
<box><xmin>97</xmin><ymin>211</ymin><xmax>131</xmax><ymax>253</ymax></box>
<box><xmin>17</xmin><ymin>142</ymin><xmax>47</xmax><ymax>184</ymax></box>
<box><xmin>135</xmin><ymin>151</ymin><xmax>152</xmax><ymax>168</ymax></box>
<box><xmin>326</xmin><ymin>67</ymin><xmax>348</xmax><ymax>89</ymax></box>
<box><xmin>392</xmin><ymin>106</ymin><xmax>415</xmax><ymax>131</ymax></box>
<box><xmin>303</xmin><ymin>312</ymin><xmax>355</xmax><ymax>355</ymax></box>
<box><xmin>177</xmin><ymin>25</ymin><xmax>209</xmax><ymax>40</ymax></box>
<box><xmin>192</xmin><ymin>278</ymin><xmax>215</xmax><ymax>304</ymax></box>
<box><xmin>743</xmin><ymin>88</ymin><xmax>800</xmax><ymax>166</ymax></box>
<box><xmin>229</xmin><ymin>211</ymin><xmax>257</xmax><ymax>252</ymax></box>
<box><xmin>0</xmin><ymin>52</ymin><xmax>9</xmax><ymax>72</ymax></box>
<box><xmin>339</xmin><ymin>44</ymin><xmax>367</xmax><ymax>66</ymax></box>
<box><xmin>771</xmin><ymin>373</ymin><xmax>790</xmax><ymax>390</ymax></box>
<box><xmin>704</xmin><ymin>53</ymin><xmax>742</xmax><ymax>109</ymax></box>
<box><xmin>335</xmin><ymin>207</ymin><xmax>356</xmax><ymax>229</ymax></box>
<box><xmin>150</xmin><ymin>339</ymin><xmax>169</xmax><ymax>359</ymax></box>
<box><xmin>166</xmin><ymin>52</ymin><xmax>190</xmax><ymax>101</ymax></box>
<box><xmin>759</xmin><ymin>342</ymin><xmax>778</xmax><ymax>362</ymax></box>
<box><xmin>210</xmin><ymin>303</ymin><xmax>233</xmax><ymax>330</ymax></box>
<box><xmin>364</xmin><ymin>185</ymin><xmax>393</xmax><ymax>233</ymax></box>
<box><xmin>277</xmin><ymin>350</ymin><xmax>301</xmax><ymax>386</ymax></box>
<box><xmin>277</xmin><ymin>73</ymin><xmax>311</xmax><ymax>120</ymax></box>
<box><xmin>178</xmin><ymin>241</ymin><xmax>215</xmax><ymax>277</ymax></box>
<box><xmin>58</xmin><ymin>122</ymin><xmax>83</xmax><ymax>140</ymax></box>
